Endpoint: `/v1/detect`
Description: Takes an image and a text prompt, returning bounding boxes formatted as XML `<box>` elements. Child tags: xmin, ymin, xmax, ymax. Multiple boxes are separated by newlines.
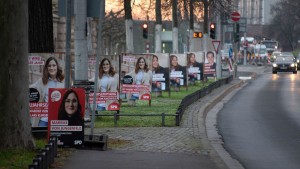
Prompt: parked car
<box><xmin>272</xmin><ymin>55</ymin><xmax>297</xmax><ymax>74</ymax></box>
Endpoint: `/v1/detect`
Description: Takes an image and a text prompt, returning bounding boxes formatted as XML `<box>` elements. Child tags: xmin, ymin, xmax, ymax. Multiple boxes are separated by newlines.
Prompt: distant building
<box><xmin>238</xmin><ymin>0</ymin><xmax>280</xmax><ymax>25</ymax></box>
<box><xmin>238</xmin><ymin>0</ymin><xmax>280</xmax><ymax>39</ymax></box>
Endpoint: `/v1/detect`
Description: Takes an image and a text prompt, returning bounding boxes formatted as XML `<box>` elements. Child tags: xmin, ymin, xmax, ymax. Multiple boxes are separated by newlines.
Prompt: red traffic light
<box><xmin>142</xmin><ymin>23</ymin><xmax>148</xmax><ymax>39</ymax></box>
<box><xmin>210</xmin><ymin>23</ymin><xmax>216</xmax><ymax>39</ymax></box>
<box><xmin>142</xmin><ymin>23</ymin><xmax>148</xmax><ymax>29</ymax></box>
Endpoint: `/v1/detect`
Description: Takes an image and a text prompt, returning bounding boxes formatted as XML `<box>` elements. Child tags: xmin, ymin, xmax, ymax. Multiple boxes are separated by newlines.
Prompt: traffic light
<box><xmin>210</xmin><ymin>23</ymin><xmax>216</xmax><ymax>39</ymax></box>
<box><xmin>142</xmin><ymin>23</ymin><xmax>148</xmax><ymax>39</ymax></box>
<box><xmin>235</xmin><ymin>24</ymin><xmax>240</xmax><ymax>42</ymax></box>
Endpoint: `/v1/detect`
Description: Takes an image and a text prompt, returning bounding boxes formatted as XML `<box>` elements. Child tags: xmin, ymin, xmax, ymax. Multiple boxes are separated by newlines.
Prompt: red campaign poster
<box><xmin>48</xmin><ymin>88</ymin><xmax>85</xmax><ymax>147</ymax></box>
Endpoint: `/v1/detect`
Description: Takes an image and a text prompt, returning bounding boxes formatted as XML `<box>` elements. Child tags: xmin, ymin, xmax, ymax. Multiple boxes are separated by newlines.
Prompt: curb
<box><xmin>199</xmin><ymin>80</ymin><xmax>246</xmax><ymax>169</ymax></box>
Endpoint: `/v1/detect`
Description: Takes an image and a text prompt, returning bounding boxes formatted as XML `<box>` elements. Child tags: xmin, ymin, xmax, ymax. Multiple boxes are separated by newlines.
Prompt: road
<box><xmin>217</xmin><ymin>70</ymin><xmax>300</xmax><ymax>169</ymax></box>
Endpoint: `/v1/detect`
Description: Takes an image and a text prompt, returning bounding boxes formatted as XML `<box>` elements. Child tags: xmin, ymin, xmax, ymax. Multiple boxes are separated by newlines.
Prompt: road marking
<box><xmin>239</xmin><ymin>76</ymin><xmax>252</xmax><ymax>80</ymax></box>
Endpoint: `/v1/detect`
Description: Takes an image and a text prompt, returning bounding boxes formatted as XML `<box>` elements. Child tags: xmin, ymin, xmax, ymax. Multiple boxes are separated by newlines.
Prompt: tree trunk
<box><xmin>189</xmin><ymin>0</ymin><xmax>195</xmax><ymax>52</ymax></box>
<box><xmin>124</xmin><ymin>0</ymin><xmax>134</xmax><ymax>53</ymax></box>
<box><xmin>28</xmin><ymin>0</ymin><xmax>54</xmax><ymax>53</ymax></box>
<box><xmin>172</xmin><ymin>0</ymin><xmax>179</xmax><ymax>53</ymax></box>
<box><xmin>0</xmin><ymin>0</ymin><xmax>35</xmax><ymax>150</ymax></box>
<box><xmin>155</xmin><ymin>0</ymin><xmax>162</xmax><ymax>53</ymax></box>
<box><xmin>74</xmin><ymin>0</ymin><xmax>88</xmax><ymax>81</ymax></box>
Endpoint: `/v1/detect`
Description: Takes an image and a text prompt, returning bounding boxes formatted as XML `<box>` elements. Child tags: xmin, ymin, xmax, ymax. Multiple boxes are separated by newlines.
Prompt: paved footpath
<box><xmin>62</xmin><ymin>65</ymin><xmax>267</xmax><ymax>169</ymax></box>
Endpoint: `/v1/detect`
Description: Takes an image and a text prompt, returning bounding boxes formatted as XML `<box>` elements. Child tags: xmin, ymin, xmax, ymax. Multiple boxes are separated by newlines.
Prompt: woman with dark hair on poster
<box><xmin>187</xmin><ymin>53</ymin><xmax>203</xmax><ymax>85</ymax></box>
<box><xmin>127</xmin><ymin>56</ymin><xmax>152</xmax><ymax>106</ymax></box>
<box><xmin>57</xmin><ymin>89</ymin><xmax>84</xmax><ymax>147</ymax></box>
<box><xmin>30</xmin><ymin>56</ymin><xmax>65</xmax><ymax>127</ymax></box>
<box><xmin>170</xmin><ymin>55</ymin><xmax>184</xmax><ymax>92</ymax></box>
<box><xmin>152</xmin><ymin>55</ymin><xmax>168</xmax><ymax>96</ymax></box>
<box><xmin>90</xmin><ymin>58</ymin><xmax>119</xmax><ymax>110</ymax></box>
<box><xmin>58</xmin><ymin>89</ymin><xmax>83</xmax><ymax>126</ymax></box>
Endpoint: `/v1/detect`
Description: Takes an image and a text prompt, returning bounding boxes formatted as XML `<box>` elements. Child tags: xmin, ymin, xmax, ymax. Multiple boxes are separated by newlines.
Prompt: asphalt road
<box><xmin>217</xmin><ymin>70</ymin><xmax>300</xmax><ymax>169</ymax></box>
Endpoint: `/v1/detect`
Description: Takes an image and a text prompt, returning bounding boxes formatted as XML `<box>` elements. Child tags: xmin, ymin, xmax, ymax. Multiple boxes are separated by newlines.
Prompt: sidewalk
<box><xmin>61</xmin><ymin>65</ymin><xmax>267</xmax><ymax>169</ymax></box>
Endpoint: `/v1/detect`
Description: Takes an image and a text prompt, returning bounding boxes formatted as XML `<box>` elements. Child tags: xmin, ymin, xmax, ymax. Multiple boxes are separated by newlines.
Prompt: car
<box><xmin>272</xmin><ymin>55</ymin><xmax>297</xmax><ymax>74</ymax></box>
<box><xmin>297</xmin><ymin>52</ymin><xmax>300</xmax><ymax>67</ymax></box>
<box><xmin>270</xmin><ymin>51</ymin><xmax>281</xmax><ymax>62</ymax></box>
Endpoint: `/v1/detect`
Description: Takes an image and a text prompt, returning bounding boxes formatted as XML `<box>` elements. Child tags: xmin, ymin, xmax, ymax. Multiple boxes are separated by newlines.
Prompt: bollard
<box><xmin>40</xmin><ymin>150</ymin><xmax>48</xmax><ymax>169</ymax></box>
<box><xmin>42</xmin><ymin>147</ymin><xmax>51</xmax><ymax>168</ymax></box>
<box><xmin>33</xmin><ymin>158</ymin><xmax>42</xmax><ymax>169</ymax></box>
<box><xmin>36</xmin><ymin>154</ymin><xmax>45</xmax><ymax>169</ymax></box>
<box><xmin>28</xmin><ymin>164</ymin><xmax>38</xmax><ymax>169</ymax></box>
<box><xmin>45</xmin><ymin>144</ymin><xmax>54</xmax><ymax>163</ymax></box>
<box><xmin>49</xmin><ymin>136</ymin><xmax>58</xmax><ymax>157</ymax></box>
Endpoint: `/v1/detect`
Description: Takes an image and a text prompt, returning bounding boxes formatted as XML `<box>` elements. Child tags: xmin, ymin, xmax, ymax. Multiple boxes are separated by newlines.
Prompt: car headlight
<box><xmin>297</xmin><ymin>59</ymin><xmax>300</xmax><ymax>63</ymax></box>
<box><xmin>273</xmin><ymin>63</ymin><xmax>278</xmax><ymax>67</ymax></box>
<box><xmin>291</xmin><ymin>63</ymin><xmax>295</xmax><ymax>67</ymax></box>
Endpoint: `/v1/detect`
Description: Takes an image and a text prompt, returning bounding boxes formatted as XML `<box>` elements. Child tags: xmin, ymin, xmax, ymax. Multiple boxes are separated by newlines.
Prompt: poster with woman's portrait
<box><xmin>151</xmin><ymin>53</ymin><xmax>169</xmax><ymax>92</ymax></box>
<box><xmin>29</xmin><ymin>53</ymin><xmax>66</xmax><ymax>128</ymax></box>
<box><xmin>186</xmin><ymin>52</ymin><xmax>204</xmax><ymax>84</ymax></box>
<box><xmin>121</xmin><ymin>53</ymin><xmax>152</xmax><ymax>100</ymax></box>
<box><xmin>204</xmin><ymin>51</ymin><xmax>217</xmax><ymax>77</ymax></box>
<box><xmin>88</xmin><ymin>56</ymin><xmax>120</xmax><ymax>111</ymax></box>
<box><xmin>169</xmin><ymin>54</ymin><xmax>187</xmax><ymax>91</ymax></box>
<box><xmin>48</xmin><ymin>88</ymin><xmax>85</xmax><ymax>147</ymax></box>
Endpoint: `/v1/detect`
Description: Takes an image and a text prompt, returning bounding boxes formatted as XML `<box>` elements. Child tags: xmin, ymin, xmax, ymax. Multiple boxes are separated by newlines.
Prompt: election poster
<box><xmin>48</xmin><ymin>88</ymin><xmax>85</xmax><ymax>147</ymax></box>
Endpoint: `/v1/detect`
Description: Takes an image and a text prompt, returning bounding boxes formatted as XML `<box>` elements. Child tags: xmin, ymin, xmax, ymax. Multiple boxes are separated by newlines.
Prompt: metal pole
<box><xmin>243</xmin><ymin>32</ymin><xmax>247</xmax><ymax>65</ymax></box>
<box><xmin>234</xmin><ymin>23</ymin><xmax>238</xmax><ymax>78</ymax></box>
<box><xmin>90</xmin><ymin>0</ymin><xmax>105</xmax><ymax>136</ymax></box>
<box><xmin>65</xmin><ymin>0</ymin><xmax>72</xmax><ymax>88</ymax></box>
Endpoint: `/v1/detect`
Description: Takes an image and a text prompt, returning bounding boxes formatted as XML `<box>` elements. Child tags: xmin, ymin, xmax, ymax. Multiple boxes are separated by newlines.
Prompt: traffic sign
<box><xmin>212</xmin><ymin>40</ymin><xmax>221</xmax><ymax>54</ymax></box>
<box><xmin>231</xmin><ymin>12</ymin><xmax>241</xmax><ymax>22</ymax></box>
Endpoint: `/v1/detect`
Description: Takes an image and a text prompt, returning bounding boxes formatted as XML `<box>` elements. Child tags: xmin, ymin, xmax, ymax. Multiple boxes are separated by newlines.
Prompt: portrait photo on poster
<box><xmin>29</xmin><ymin>54</ymin><xmax>65</xmax><ymax>128</ymax></box>
<box><xmin>121</xmin><ymin>54</ymin><xmax>152</xmax><ymax>106</ymax></box>
<box><xmin>151</xmin><ymin>53</ymin><xmax>169</xmax><ymax>93</ymax></box>
<box><xmin>89</xmin><ymin>57</ymin><xmax>120</xmax><ymax>111</ymax></box>
<box><xmin>48</xmin><ymin>88</ymin><xmax>85</xmax><ymax>147</ymax></box>
<box><xmin>186</xmin><ymin>52</ymin><xmax>204</xmax><ymax>85</ymax></box>
<box><xmin>169</xmin><ymin>54</ymin><xmax>187</xmax><ymax>92</ymax></box>
<box><xmin>204</xmin><ymin>51</ymin><xmax>217</xmax><ymax>77</ymax></box>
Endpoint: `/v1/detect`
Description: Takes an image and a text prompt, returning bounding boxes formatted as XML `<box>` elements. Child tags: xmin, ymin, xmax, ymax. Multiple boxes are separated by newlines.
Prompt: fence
<box><xmin>94</xmin><ymin>75</ymin><xmax>233</xmax><ymax>126</ymax></box>
<box><xmin>175</xmin><ymin>75</ymin><xmax>234</xmax><ymax>125</ymax></box>
<box><xmin>95</xmin><ymin>113</ymin><xmax>178</xmax><ymax>127</ymax></box>
<box><xmin>28</xmin><ymin>136</ymin><xmax>58</xmax><ymax>169</ymax></box>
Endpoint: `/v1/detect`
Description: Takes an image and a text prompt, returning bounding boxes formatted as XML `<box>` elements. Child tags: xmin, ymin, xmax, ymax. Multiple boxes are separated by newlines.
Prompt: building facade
<box><xmin>238</xmin><ymin>0</ymin><xmax>280</xmax><ymax>25</ymax></box>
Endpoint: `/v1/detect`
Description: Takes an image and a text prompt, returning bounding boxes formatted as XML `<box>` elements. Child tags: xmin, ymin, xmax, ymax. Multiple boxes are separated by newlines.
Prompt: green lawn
<box><xmin>93</xmin><ymin>81</ymin><xmax>213</xmax><ymax>127</ymax></box>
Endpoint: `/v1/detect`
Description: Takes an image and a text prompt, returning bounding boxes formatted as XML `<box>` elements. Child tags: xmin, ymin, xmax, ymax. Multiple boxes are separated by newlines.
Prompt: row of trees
<box><xmin>268</xmin><ymin>0</ymin><xmax>300</xmax><ymax>51</ymax></box>
<box><xmin>0</xmin><ymin>0</ymin><xmax>234</xmax><ymax>150</ymax></box>
<box><xmin>121</xmin><ymin>0</ymin><xmax>233</xmax><ymax>53</ymax></box>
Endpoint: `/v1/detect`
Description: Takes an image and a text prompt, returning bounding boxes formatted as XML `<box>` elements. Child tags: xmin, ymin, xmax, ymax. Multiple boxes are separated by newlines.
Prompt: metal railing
<box><xmin>28</xmin><ymin>136</ymin><xmax>58</xmax><ymax>169</ymax></box>
<box><xmin>175</xmin><ymin>75</ymin><xmax>233</xmax><ymax>125</ymax></box>
<box><xmin>93</xmin><ymin>75</ymin><xmax>233</xmax><ymax>127</ymax></box>
<box><xmin>95</xmin><ymin>113</ymin><xmax>178</xmax><ymax>127</ymax></box>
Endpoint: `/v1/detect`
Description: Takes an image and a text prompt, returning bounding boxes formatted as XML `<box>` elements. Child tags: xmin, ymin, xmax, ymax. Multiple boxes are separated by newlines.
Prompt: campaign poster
<box><xmin>121</xmin><ymin>53</ymin><xmax>152</xmax><ymax>100</ymax></box>
<box><xmin>88</xmin><ymin>56</ymin><xmax>120</xmax><ymax>111</ymax></box>
<box><xmin>29</xmin><ymin>53</ymin><xmax>66</xmax><ymax>128</ymax></box>
<box><xmin>169</xmin><ymin>53</ymin><xmax>187</xmax><ymax>91</ymax></box>
<box><xmin>48</xmin><ymin>88</ymin><xmax>85</xmax><ymax>147</ymax></box>
<box><xmin>204</xmin><ymin>51</ymin><xmax>217</xmax><ymax>78</ymax></box>
<box><xmin>151</xmin><ymin>53</ymin><xmax>169</xmax><ymax>92</ymax></box>
<box><xmin>186</xmin><ymin>52</ymin><xmax>204</xmax><ymax>84</ymax></box>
